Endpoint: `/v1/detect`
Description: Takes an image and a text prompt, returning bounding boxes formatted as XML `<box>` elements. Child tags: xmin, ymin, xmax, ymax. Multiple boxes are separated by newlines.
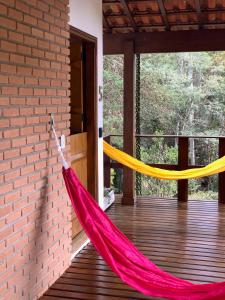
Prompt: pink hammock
<box><xmin>63</xmin><ymin>167</ymin><xmax>225</xmax><ymax>300</ymax></box>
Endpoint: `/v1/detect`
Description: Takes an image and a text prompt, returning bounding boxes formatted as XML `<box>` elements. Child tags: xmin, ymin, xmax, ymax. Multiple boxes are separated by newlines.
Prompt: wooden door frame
<box><xmin>70</xmin><ymin>26</ymin><xmax>98</xmax><ymax>202</ymax></box>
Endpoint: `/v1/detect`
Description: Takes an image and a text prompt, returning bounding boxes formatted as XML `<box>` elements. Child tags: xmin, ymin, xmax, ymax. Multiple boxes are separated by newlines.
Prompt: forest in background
<box><xmin>103</xmin><ymin>52</ymin><xmax>225</xmax><ymax>199</ymax></box>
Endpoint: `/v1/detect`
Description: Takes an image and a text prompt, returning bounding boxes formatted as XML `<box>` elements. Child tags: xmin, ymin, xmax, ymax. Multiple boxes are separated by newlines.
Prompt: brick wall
<box><xmin>0</xmin><ymin>0</ymin><xmax>71</xmax><ymax>299</ymax></box>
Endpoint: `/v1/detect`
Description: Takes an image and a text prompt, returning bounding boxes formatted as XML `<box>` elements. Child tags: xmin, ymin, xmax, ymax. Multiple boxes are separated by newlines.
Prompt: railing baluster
<box><xmin>178</xmin><ymin>137</ymin><xmax>189</xmax><ymax>202</ymax></box>
<box><xmin>104</xmin><ymin>135</ymin><xmax>111</xmax><ymax>188</ymax></box>
<box><xmin>219</xmin><ymin>137</ymin><xmax>225</xmax><ymax>204</ymax></box>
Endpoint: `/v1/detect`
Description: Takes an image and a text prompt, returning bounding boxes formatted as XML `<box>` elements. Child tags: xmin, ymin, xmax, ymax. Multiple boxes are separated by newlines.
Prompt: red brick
<box><xmin>23</xmin><ymin>14</ymin><xmax>37</xmax><ymax>26</ymax></box>
<box><xmin>3</xmin><ymin>128</ymin><xmax>19</xmax><ymax>138</ymax></box>
<box><xmin>30</xmin><ymin>7</ymin><xmax>43</xmax><ymax>18</ymax></box>
<box><xmin>1</xmin><ymin>86</ymin><xmax>17</xmax><ymax>95</ymax></box>
<box><xmin>21</xmin><ymin>164</ymin><xmax>35</xmax><ymax>176</ymax></box>
<box><xmin>1</xmin><ymin>183</ymin><xmax>13</xmax><ymax>195</ymax></box>
<box><xmin>14</xmin><ymin>176</ymin><xmax>28</xmax><ymax>188</ymax></box>
<box><xmin>26</xmin><ymin>57</ymin><xmax>39</xmax><ymax>66</ymax></box>
<box><xmin>27</xmin><ymin>134</ymin><xmax>39</xmax><ymax>144</ymax></box>
<box><xmin>10</xmin><ymin>53</ymin><xmax>24</xmax><ymax>64</ymax></box>
<box><xmin>34</xmin><ymin>88</ymin><xmax>45</xmax><ymax>96</ymax></box>
<box><xmin>17</xmin><ymin>66</ymin><xmax>32</xmax><ymax>76</ymax></box>
<box><xmin>25</xmin><ymin>77</ymin><xmax>38</xmax><ymax>85</ymax></box>
<box><xmin>0</xmin><ymin>3</ymin><xmax>7</xmax><ymax>14</ymax></box>
<box><xmin>45</xmin><ymin>51</ymin><xmax>55</xmax><ymax>61</ymax></box>
<box><xmin>44</xmin><ymin>32</ymin><xmax>54</xmax><ymax>42</ymax></box>
<box><xmin>37</xmin><ymin>0</ymin><xmax>49</xmax><ymax>12</ymax></box>
<box><xmin>1</xmin><ymin>63</ymin><xmax>17</xmax><ymax>74</ymax></box>
<box><xmin>8</xmin><ymin>31</ymin><xmax>23</xmax><ymax>43</ymax></box>
<box><xmin>0</xmin><ymin>74</ymin><xmax>8</xmax><ymax>84</ymax></box>
<box><xmin>46</xmin><ymin>70</ymin><xmax>56</xmax><ymax>79</ymax></box>
<box><xmin>39</xmin><ymin>60</ymin><xmax>50</xmax><ymax>69</ymax></box>
<box><xmin>9</xmin><ymin>76</ymin><xmax>24</xmax><ymax>85</ymax></box>
<box><xmin>3</xmin><ymin>108</ymin><xmax>19</xmax><ymax>117</ymax></box>
<box><xmin>0</xmin><ymin>28</ymin><xmax>7</xmax><ymax>39</ymax></box>
<box><xmin>27</xmin><ymin>153</ymin><xmax>39</xmax><ymax>164</ymax></box>
<box><xmin>27</xmin><ymin>117</ymin><xmax>39</xmax><ymax>125</ymax></box>
<box><xmin>0</xmin><ymin>97</ymin><xmax>10</xmax><ymax>105</ymax></box>
<box><xmin>39</xmin><ymin>78</ymin><xmax>50</xmax><ymax>86</ymax></box>
<box><xmin>0</xmin><ymin>139</ymin><xmax>10</xmax><ymax>150</ymax></box>
<box><xmin>22</xmin><ymin>203</ymin><xmax>35</xmax><ymax>216</ymax></box>
<box><xmin>38</xmin><ymin>19</ymin><xmax>49</xmax><ymax>31</ymax></box>
<box><xmin>32</xmin><ymin>48</ymin><xmax>44</xmax><ymax>58</ymax></box>
<box><xmin>33</xmin><ymin>68</ymin><xmax>45</xmax><ymax>78</ymax></box>
<box><xmin>8</xmin><ymin>8</ymin><xmax>23</xmax><ymax>21</ymax></box>
<box><xmin>0</xmin><ymin>16</ymin><xmax>16</xmax><ymax>30</ymax></box>
<box><xmin>32</xmin><ymin>27</ymin><xmax>43</xmax><ymax>38</ymax></box>
<box><xmin>0</xmin><ymin>205</ymin><xmax>12</xmax><ymax>219</ymax></box>
<box><xmin>20</xmin><ymin>107</ymin><xmax>34</xmax><ymax>116</ymax></box>
<box><xmin>15</xmin><ymin>0</ymin><xmax>30</xmax><ymax>14</ymax></box>
<box><xmin>21</xmin><ymin>145</ymin><xmax>34</xmax><ymax>155</ymax></box>
<box><xmin>28</xmin><ymin>172</ymin><xmax>41</xmax><ymax>183</ymax></box>
<box><xmin>38</xmin><ymin>39</ymin><xmax>50</xmax><ymax>50</ymax></box>
<box><xmin>0</xmin><ymin>118</ymin><xmax>10</xmax><ymax>128</ymax></box>
<box><xmin>34</xmin><ymin>124</ymin><xmax>47</xmax><ymax>133</ymax></box>
<box><xmin>17</xmin><ymin>23</ymin><xmax>31</xmax><ymax>35</ymax></box>
<box><xmin>10</xmin><ymin>117</ymin><xmax>26</xmax><ymax>127</ymax></box>
<box><xmin>12</xmin><ymin>157</ymin><xmax>26</xmax><ymax>168</ymax></box>
<box><xmin>10</xmin><ymin>97</ymin><xmax>26</xmax><ymax>105</ymax></box>
<box><xmin>24</xmin><ymin>35</ymin><xmax>37</xmax><ymax>47</ymax></box>
<box><xmin>4</xmin><ymin>190</ymin><xmax>20</xmax><ymax>204</ymax></box>
<box><xmin>4</xmin><ymin>148</ymin><xmax>20</xmax><ymax>159</ymax></box>
<box><xmin>5</xmin><ymin>169</ymin><xmax>20</xmax><ymax>181</ymax></box>
<box><xmin>44</xmin><ymin>12</ymin><xmax>54</xmax><ymax>24</ymax></box>
<box><xmin>12</xmin><ymin>137</ymin><xmax>26</xmax><ymax>147</ymax></box>
<box><xmin>34</xmin><ymin>142</ymin><xmax>46</xmax><ymax>151</ymax></box>
<box><xmin>19</xmin><ymin>88</ymin><xmax>33</xmax><ymax>96</ymax></box>
<box><xmin>20</xmin><ymin>126</ymin><xmax>33</xmax><ymax>136</ymax></box>
<box><xmin>0</xmin><ymin>161</ymin><xmax>11</xmax><ymax>172</ymax></box>
<box><xmin>34</xmin><ymin>107</ymin><xmax>47</xmax><ymax>114</ymax></box>
<box><xmin>6</xmin><ymin>210</ymin><xmax>22</xmax><ymax>224</ymax></box>
<box><xmin>26</xmin><ymin>97</ymin><xmax>39</xmax><ymax>105</ymax></box>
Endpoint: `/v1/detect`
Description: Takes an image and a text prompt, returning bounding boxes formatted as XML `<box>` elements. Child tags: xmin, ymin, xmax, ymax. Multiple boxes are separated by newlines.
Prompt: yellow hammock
<box><xmin>103</xmin><ymin>141</ymin><xmax>225</xmax><ymax>180</ymax></box>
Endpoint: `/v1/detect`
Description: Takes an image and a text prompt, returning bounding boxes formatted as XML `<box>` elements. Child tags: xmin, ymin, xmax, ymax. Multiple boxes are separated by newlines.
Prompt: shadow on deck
<box><xmin>40</xmin><ymin>197</ymin><xmax>225</xmax><ymax>300</ymax></box>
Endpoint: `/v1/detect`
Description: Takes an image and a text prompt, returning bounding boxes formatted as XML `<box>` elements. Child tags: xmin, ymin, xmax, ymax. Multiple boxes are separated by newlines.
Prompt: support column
<box><xmin>219</xmin><ymin>137</ymin><xmax>225</xmax><ymax>204</ymax></box>
<box><xmin>122</xmin><ymin>40</ymin><xmax>136</xmax><ymax>205</ymax></box>
<box><xmin>178</xmin><ymin>137</ymin><xmax>189</xmax><ymax>202</ymax></box>
<box><xmin>104</xmin><ymin>136</ymin><xmax>111</xmax><ymax>189</ymax></box>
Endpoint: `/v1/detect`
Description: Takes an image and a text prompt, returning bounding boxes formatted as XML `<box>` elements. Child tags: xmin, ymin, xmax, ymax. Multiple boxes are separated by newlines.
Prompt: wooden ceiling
<box><xmin>103</xmin><ymin>0</ymin><xmax>225</xmax><ymax>33</ymax></box>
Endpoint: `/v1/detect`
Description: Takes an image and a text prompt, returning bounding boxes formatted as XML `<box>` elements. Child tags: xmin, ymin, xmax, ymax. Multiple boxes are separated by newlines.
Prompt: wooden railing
<box><xmin>104</xmin><ymin>134</ymin><xmax>225</xmax><ymax>203</ymax></box>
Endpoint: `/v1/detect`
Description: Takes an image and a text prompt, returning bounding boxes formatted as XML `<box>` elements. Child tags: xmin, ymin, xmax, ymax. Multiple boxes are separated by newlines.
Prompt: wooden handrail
<box><xmin>104</xmin><ymin>134</ymin><xmax>225</xmax><ymax>203</ymax></box>
<box><xmin>105</xmin><ymin>134</ymin><xmax>225</xmax><ymax>139</ymax></box>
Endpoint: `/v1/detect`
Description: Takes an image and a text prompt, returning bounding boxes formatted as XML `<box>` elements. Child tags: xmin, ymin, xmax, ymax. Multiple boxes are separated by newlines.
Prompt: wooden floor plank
<box><xmin>39</xmin><ymin>198</ymin><xmax>225</xmax><ymax>299</ymax></box>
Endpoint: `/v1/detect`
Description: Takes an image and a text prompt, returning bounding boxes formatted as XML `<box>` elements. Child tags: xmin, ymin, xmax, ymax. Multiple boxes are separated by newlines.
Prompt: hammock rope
<box><xmin>51</xmin><ymin>119</ymin><xmax>225</xmax><ymax>299</ymax></box>
<box><xmin>103</xmin><ymin>141</ymin><xmax>225</xmax><ymax>180</ymax></box>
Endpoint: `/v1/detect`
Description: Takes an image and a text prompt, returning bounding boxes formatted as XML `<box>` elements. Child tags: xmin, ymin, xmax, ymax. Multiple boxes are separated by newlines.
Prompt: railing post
<box><xmin>178</xmin><ymin>137</ymin><xmax>189</xmax><ymax>202</ymax></box>
<box><xmin>219</xmin><ymin>137</ymin><xmax>225</xmax><ymax>204</ymax></box>
<box><xmin>104</xmin><ymin>136</ymin><xmax>111</xmax><ymax>189</ymax></box>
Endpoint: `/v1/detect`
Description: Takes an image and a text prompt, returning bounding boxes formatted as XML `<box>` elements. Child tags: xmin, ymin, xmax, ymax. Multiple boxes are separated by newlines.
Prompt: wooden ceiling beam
<box><xmin>119</xmin><ymin>0</ymin><xmax>138</xmax><ymax>32</ymax></box>
<box><xmin>157</xmin><ymin>0</ymin><xmax>170</xmax><ymax>30</ymax></box>
<box><xmin>104</xmin><ymin>29</ymin><xmax>225</xmax><ymax>54</ymax></box>
<box><xmin>103</xmin><ymin>12</ymin><xmax>112</xmax><ymax>33</ymax></box>
<box><xmin>104</xmin><ymin>9</ymin><xmax>225</xmax><ymax>18</ymax></box>
<box><xmin>195</xmin><ymin>0</ymin><xmax>203</xmax><ymax>29</ymax></box>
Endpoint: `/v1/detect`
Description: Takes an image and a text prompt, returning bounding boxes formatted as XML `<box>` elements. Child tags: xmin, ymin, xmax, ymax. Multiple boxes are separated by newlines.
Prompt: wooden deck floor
<box><xmin>40</xmin><ymin>198</ymin><xmax>225</xmax><ymax>300</ymax></box>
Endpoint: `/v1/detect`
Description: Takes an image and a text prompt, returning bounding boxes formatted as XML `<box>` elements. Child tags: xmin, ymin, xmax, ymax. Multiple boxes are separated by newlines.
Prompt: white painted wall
<box><xmin>69</xmin><ymin>0</ymin><xmax>104</xmax><ymax>207</ymax></box>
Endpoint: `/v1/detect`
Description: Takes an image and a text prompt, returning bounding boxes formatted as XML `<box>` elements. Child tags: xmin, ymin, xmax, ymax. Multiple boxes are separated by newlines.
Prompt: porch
<box><xmin>40</xmin><ymin>197</ymin><xmax>225</xmax><ymax>299</ymax></box>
